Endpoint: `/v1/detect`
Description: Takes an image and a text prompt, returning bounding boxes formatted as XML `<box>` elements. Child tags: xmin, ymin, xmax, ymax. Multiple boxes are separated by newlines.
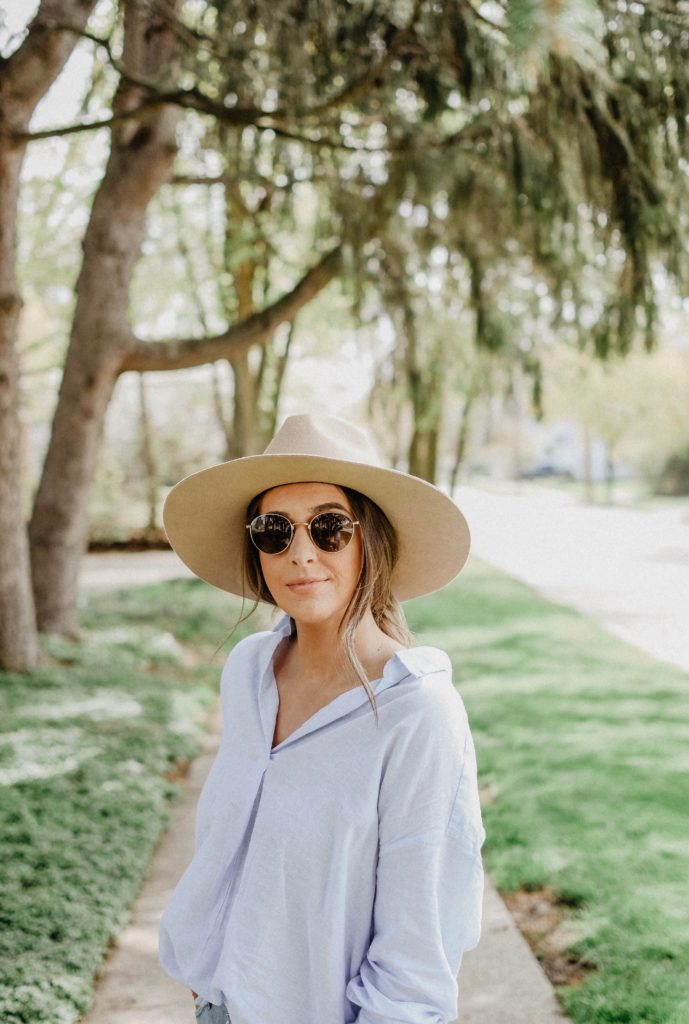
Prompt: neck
<box><xmin>287</xmin><ymin>608</ymin><xmax>391</xmax><ymax>685</ymax></box>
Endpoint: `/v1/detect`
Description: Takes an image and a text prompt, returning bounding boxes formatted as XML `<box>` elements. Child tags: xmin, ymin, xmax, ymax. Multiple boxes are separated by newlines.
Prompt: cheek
<box><xmin>345</xmin><ymin>536</ymin><xmax>364</xmax><ymax>583</ymax></box>
<box><xmin>259</xmin><ymin>553</ymin><xmax>278</xmax><ymax>589</ymax></box>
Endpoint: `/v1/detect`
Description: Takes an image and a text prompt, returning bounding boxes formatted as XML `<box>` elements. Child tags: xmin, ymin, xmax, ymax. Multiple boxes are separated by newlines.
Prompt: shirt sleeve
<box><xmin>192</xmin><ymin>635</ymin><xmax>252</xmax><ymax>852</ymax></box>
<box><xmin>346</xmin><ymin>685</ymin><xmax>486</xmax><ymax>1024</ymax></box>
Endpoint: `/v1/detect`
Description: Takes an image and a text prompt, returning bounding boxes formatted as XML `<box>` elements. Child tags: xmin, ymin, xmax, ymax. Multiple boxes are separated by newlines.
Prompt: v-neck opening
<box><xmin>267</xmin><ymin>646</ymin><xmax>400</xmax><ymax>754</ymax></box>
<box><xmin>259</xmin><ymin>615</ymin><xmax>453</xmax><ymax>755</ymax></box>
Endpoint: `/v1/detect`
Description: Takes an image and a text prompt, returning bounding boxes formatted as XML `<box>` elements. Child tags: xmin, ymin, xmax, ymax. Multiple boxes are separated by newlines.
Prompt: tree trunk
<box><xmin>404</xmin><ymin>332</ymin><xmax>443</xmax><ymax>483</ymax></box>
<box><xmin>507</xmin><ymin>387</ymin><xmax>523</xmax><ymax>482</ymax></box>
<box><xmin>0</xmin><ymin>143</ymin><xmax>38</xmax><ymax>670</ymax></box>
<box><xmin>228</xmin><ymin>257</ymin><xmax>258</xmax><ymax>457</ymax></box>
<box><xmin>263</xmin><ymin>319</ymin><xmax>295</xmax><ymax>442</ymax></box>
<box><xmin>228</xmin><ymin>351</ymin><xmax>257</xmax><ymax>458</ymax></box>
<box><xmin>408</xmin><ymin>425</ymin><xmax>439</xmax><ymax>482</ymax></box>
<box><xmin>604</xmin><ymin>445</ymin><xmax>616</xmax><ymax>505</ymax></box>
<box><xmin>0</xmin><ymin>0</ymin><xmax>98</xmax><ymax>669</ymax></box>
<box><xmin>137</xmin><ymin>373</ymin><xmax>158</xmax><ymax>532</ymax></box>
<box><xmin>382</xmin><ymin>243</ymin><xmax>445</xmax><ymax>485</ymax></box>
<box><xmin>29</xmin><ymin>0</ymin><xmax>181</xmax><ymax>635</ymax></box>
<box><xmin>449</xmin><ymin>393</ymin><xmax>475</xmax><ymax>495</ymax></box>
<box><xmin>582</xmin><ymin>423</ymin><xmax>595</xmax><ymax>503</ymax></box>
<box><xmin>210</xmin><ymin>363</ymin><xmax>233</xmax><ymax>458</ymax></box>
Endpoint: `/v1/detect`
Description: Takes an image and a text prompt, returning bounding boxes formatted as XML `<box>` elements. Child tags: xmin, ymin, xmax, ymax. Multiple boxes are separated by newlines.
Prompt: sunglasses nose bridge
<box><xmin>287</xmin><ymin>520</ymin><xmax>319</xmax><ymax>554</ymax></box>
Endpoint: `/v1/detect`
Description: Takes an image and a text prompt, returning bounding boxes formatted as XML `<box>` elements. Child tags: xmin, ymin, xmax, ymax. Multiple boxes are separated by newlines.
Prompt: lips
<box><xmin>287</xmin><ymin>578</ymin><xmax>328</xmax><ymax>591</ymax></box>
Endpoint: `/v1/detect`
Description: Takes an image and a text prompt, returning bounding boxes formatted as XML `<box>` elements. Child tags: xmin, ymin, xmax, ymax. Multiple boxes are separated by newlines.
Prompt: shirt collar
<box><xmin>258</xmin><ymin>611</ymin><xmax>451</xmax><ymax>753</ymax></box>
<box><xmin>270</xmin><ymin>611</ymin><xmax>294</xmax><ymax>636</ymax></box>
<box><xmin>266</xmin><ymin>610</ymin><xmax>451</xmax><ymax>687</ymax></box>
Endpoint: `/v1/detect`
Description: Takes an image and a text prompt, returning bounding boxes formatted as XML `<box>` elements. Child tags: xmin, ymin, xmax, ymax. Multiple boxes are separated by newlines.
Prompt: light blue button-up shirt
<box><xmin>159</xmin><ymin>612</ymin><xmax>486</xmax><ymax>1024</ymax></box>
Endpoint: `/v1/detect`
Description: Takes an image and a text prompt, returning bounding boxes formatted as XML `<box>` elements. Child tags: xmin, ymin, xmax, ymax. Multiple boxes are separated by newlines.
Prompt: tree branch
<box><xmin>301</xmin><ymin>0</ymin><xmax>426</xmax><ymax>118</ymax></box>
<box><xmin>143</xmin><ymin>0</ymin><xmax>210</xmax><ymax>52</ymax></box>
<box><xmin>11</xmin><ymin>99</ymin><xmax>165</xmax><ymax>141</ymax></box>
<box><xmin>11</xmin><ymin>85</ymin><xmax>267</xmax><ymax>142</ymax></box>
<box><xmin>118</xmin><ymin>246</ymin><xmax>343</xmax><ymax>372</ymax></box>
<box><xmin>13</xmin><ymin>27</ymin><xmax>495</xmax><ymax>159</ymax></box>
<box><xmin>2</xmin><ymin>0</ymin><xmax>99</xmax><ymax>115</ymax></box>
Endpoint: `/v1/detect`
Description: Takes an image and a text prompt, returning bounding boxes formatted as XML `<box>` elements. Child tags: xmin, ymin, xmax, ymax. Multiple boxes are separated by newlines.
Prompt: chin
<box><xmin>280</xmin><ymin>600</ymin><xmax>345</xmax><ymax>627</ymax></box>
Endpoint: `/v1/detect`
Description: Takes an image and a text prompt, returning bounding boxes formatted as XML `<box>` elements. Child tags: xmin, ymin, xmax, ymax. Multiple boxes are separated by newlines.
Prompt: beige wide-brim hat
<box><xmin>162</xmin><ymin>413</ymin><xmax>471</xmax><ymax>602</ymax></box>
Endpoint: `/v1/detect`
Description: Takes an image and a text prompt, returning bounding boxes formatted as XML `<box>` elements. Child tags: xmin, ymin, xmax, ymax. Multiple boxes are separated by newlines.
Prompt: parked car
<box><xmin>518</xmin><ymin>464</ymin><xmax>575</xmax><ymax>481</ymax></box>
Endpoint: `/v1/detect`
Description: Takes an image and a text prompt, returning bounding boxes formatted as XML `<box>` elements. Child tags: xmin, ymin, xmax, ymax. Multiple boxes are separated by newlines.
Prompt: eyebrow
<box><xmin>262</xmin><ymin>502</ymin><xmax>351</xmax><ymax>518</ymax></box>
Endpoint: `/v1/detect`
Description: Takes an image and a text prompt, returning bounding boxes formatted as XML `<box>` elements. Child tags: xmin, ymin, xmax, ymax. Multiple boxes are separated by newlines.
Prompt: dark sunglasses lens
<box><xmin>250</xmin><ymin>514</ymin><xmax>292</xmax><ymax>553</ymax></box>
<box><xmin>311</xmin><ymin>513</ymin><xmax>355</xmax><ymax>552</ymax></box>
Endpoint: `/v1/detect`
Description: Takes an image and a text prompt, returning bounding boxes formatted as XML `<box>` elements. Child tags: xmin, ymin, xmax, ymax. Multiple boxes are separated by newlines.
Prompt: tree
<box><xmin>0</xmin><ymin>0</ymin><xmax>98</xmax><ymax>670</ymax></box>
<box><xmin>543</xmin><ymin>341</ymin><xmax>689</xmax><ymax>501</ymax></box>
<box><xmin>25</xmin><ymin>1</ymin><xmax>344</xmax><ymax>636</ymax></box>
<box><xmin>4</xmin><ymin>0</ymin><xmax>689</xmax><ymax>652</ymax></box>
<box><xmin>344</xmin><ymin>0</ymin><xmax>689</xmax><ymax>483</ymax></box>
<box><xmin>26</xmin><ymin>0</ymin><xmax>183</xmax><ymax>637</ymax></box>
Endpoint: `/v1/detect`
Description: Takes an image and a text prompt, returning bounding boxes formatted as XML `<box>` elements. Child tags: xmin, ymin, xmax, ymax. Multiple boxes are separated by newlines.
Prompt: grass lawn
<box><xmin>405</xmin><ymin>556</ymin><xmax>689</xmax><ymax>1024</ymax></box>
<box><xmin>1</xmin><ymin>560</ymin><xmax>687</xmax><ymax>1024</ymax></box>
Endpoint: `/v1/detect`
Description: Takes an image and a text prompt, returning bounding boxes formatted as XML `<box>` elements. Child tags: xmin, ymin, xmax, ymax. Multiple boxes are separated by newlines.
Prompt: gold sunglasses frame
<box><xmin>246</xmin><ymin>512</ymin><xmax>361</xmax><ymax>554</ymax></box>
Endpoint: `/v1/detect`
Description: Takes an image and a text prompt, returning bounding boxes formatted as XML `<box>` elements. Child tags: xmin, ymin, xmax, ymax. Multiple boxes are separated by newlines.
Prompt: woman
<box><xmin>158</xmin><ymin>413</ymin><xmax>486</xmax><ymax>1024</ymax></box>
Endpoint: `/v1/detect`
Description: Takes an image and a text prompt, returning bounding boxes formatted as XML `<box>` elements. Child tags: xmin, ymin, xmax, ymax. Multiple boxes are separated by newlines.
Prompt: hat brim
<box><xmin>162</xmin><ymin>453</ymin><xmax>471</xmax><ymax>602</ymax></box>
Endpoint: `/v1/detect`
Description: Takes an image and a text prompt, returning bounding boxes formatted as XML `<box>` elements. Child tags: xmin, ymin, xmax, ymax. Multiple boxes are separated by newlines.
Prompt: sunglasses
<box><xmin>246</xmin><ymin>511</ymin><xmax>360</xmax><ymax>554</ymax></box>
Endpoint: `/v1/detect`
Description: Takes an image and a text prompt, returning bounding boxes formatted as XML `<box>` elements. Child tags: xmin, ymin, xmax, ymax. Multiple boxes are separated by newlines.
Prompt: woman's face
<box><xmin>257</xmin><ymin>481</ymin><xmax>363</xmax><ymax>629</ymax></box>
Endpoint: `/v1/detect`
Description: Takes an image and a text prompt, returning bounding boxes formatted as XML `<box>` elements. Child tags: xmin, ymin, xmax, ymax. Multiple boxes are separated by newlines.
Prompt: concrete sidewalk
<box><xmin>79</xmin><ymin>481</ymin><xmax>689</xmax><ymax>1024</ymax></box>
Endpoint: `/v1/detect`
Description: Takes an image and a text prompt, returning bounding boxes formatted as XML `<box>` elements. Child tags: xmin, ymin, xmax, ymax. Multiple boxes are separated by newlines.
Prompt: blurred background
<box><xmin>4</xmin><ymin>0</ymin><xmax>689</xmax><ymax>564</ymax></box>
<box><xmin>1</xmin><ymin>2</ymin><xmax>688</xmax><ymax>1023</ymax></box>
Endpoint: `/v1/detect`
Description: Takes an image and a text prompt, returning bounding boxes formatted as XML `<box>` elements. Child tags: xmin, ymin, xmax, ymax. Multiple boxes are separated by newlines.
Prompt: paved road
<box><xmin>79</xmin><ymin>549</ymin><xmax>195</xmax><ymax>590</ymax></box>
<box><xmin>455</xmin><ymin>483</ymin><xmax>689</xmax><ymax>672</ymax></box>
<box><xmin>78</xmin><ymin>483</ymin><xmax>688</xmax><ymax>1023</ymax></box>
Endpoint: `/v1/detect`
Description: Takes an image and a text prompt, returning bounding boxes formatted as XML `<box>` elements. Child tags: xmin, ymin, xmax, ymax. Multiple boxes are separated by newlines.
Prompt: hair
<box><xmin>221</xmin><ymin>483</ymin><xmax>415</xmax><ymax>725</ymax></box>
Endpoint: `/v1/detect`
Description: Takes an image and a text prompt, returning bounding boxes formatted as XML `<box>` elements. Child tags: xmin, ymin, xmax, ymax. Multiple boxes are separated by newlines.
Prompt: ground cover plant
<box><xmin>0</xmin><ymin>579</ymin><xmax>258</xmax><ymax>1024</ymax></box>
<box><xmin>406</xmin><ymin>557</ymin><xmax>689</xmax><ymax>1024</ymax></box>
<box><xmin>2</xmin><ymin>562</ymin><xmax>687</xmax><ymax>1024</ymax></box>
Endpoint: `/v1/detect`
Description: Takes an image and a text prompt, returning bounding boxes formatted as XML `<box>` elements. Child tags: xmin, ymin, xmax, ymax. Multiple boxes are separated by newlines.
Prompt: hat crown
<box><xmin>263</xmin><ymin>413</ymin><xmax>384</xmax><ymax>467</ymax></box>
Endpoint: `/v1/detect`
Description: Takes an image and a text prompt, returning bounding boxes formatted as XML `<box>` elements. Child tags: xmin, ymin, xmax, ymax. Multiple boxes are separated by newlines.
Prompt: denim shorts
<box><xmin>194</xmin><ymin>1002</ymin><xmax>231</xmax><ymax>1023</ymax></box>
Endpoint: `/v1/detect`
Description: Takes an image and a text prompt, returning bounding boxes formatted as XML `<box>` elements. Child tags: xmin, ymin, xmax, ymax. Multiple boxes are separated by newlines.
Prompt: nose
<box><xmin>289</xmin><ymin>523</ymin><xmax>317</xmax><ymax>563</ymax></box>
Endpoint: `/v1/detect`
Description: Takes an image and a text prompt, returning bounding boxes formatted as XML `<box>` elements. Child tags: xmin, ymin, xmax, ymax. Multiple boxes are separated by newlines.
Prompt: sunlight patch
<box><xmin>23</xmin><ymin>691</ymin><xmax>143</xmax><ymax>722</ymax></box>
<box><xmin>0</xmin><ymin>726</ymin><xmax>102</xmax><ymax>785</ymax></box>
<box><xmin>145</xmin><ymin>631</ymin><xmax>184</xmax><ymax>659</ymax></box>
<box><xmin>167</xmin><ymin>691</ymin><xmax>206</xmax><ymax>736</ymax></box>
